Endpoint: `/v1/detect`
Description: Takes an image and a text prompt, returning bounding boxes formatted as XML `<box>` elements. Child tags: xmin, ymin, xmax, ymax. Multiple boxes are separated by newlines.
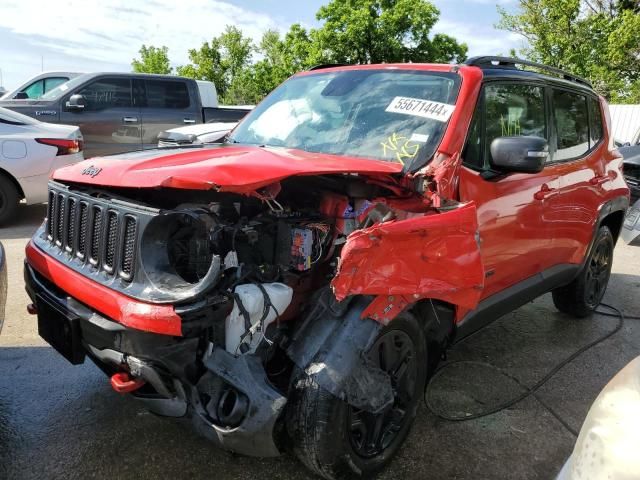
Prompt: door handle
<box><xmin>123</xmin><ymin>117</ymin><xmax>138</xmax><ymax>123</ymax></box>
<box><xmin>534</xmin><ymin>183</ymin><xmax>557</xmax><ymax>200</ymax></box>
<box><xmin>589</xmin><ymin>175</ymin><xmax>610</xmax><ymax>186</ymax></box>
<box><xmin>183</xmin><ymin>118</ymin><xmax>196</xmax><ymax>124</ymax></box>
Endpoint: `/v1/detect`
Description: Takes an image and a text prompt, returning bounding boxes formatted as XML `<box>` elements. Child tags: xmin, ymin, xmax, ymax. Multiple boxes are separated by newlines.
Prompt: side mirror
<box><xmin>490</xmin><ymin>136</ymin><xmax>548</xmax><ymax>174</ymax></box>
<box><xmin>66</xmin><ymin>94</ymin><xmax>86</xmax><ymax>110</ymax></box>
<box><xmin>14</xmin><ymin>92</ymin><xmax>29</xmax><ymax>99</ymax></box>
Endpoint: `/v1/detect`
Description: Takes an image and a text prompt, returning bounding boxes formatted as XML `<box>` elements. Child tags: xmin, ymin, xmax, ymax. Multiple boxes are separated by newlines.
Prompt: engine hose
<box><xmin>424</xmin><ymin>303</ymin><xmax>636</xmax><ymax>434</ymax></box>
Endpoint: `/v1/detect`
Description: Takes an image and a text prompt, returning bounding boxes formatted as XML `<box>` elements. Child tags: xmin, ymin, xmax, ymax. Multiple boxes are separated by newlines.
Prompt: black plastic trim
<box><xmin>454</xmin><ymin>263</ymin><xmax>580</xmax><ymax>342</ymax></box>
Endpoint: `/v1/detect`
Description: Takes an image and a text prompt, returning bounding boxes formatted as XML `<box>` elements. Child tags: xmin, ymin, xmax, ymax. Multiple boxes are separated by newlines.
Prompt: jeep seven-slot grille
<box><xmin>45</xmin><ymin>187</ymin><xmax>138</xmax><ymax>281</ymax></box>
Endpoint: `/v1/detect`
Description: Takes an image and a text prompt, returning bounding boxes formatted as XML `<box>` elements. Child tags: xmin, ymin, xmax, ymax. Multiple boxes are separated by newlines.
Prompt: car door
<box><xmin>137</xmin><ymin>78</ymin><xmax>200</xmax><ymax>149</ymax></box>
<box><xmin>60</xmin><ymin>76</ymin><xmax>141</xmax><ymax>158</ymax></box>
<box><xmin>459</xmin><ymin>81</ymin><xmax>560</xmax><ymax>299</ymax></box>
<box><xmin>545</xmin><ymin>89</ymin><xmax>607</xmax><ymax>265</ymax></box>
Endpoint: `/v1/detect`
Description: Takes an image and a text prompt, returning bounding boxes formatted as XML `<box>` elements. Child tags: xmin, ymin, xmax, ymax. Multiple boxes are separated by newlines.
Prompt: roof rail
<box><xmin>464</xmin><ymin>56</ymin><xmax>592</xmax><ymax>88</ymax></box>
<box><xmin>307</xmin><ymin>63</ymin><xmax>349</xmax><ymax>71</ymax></box>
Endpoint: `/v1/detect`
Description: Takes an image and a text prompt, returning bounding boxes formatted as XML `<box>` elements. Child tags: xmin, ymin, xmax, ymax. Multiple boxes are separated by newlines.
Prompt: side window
<box><xmin>552</xmin><ymin>89</ymin><xmax>589</xmax><ymax>161</ymax></box>
<box><xmin>589</xmin><ymin>97</ymin><xmax>603</xmax><ymax>148</ymax></box>
<box><xmin>143</xmin><ymin>80</ymin><xmax>190</xmax><ymax>109</ymax></box>
<box><xmin>485</xmin><ymin>84</ymin><xmax>546</xmax><ymax>164</ymax></box>
<box><xmin>463</xmin><ymin>83</ymin><xmax>546</xmax><ymax>170</ymax></box>
<box><xmin>22</xmin><ymin>80</ymin><xmax>44</xmax><ymax>99</ymax></box>
<box><xmin>75</xmin><ymin>78</ymin><xmax>132</xmax><ymax>111</ymax></box>
<box><xmin>43</xmin><ymin>77</ymin><xmax>68</xmax><ymax>93</ymax></box>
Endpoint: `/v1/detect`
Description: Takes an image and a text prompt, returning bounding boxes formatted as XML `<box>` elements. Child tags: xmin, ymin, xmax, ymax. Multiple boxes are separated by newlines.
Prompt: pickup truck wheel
<box><xmin>552</xmin><ymin>226</ymin><xmax>614</xmax><ymax>318</ymax></box>
<box><xmin>0</xmin><ymin>176</ymin><xmax>20</xmax><ymax>226</ymax></box>
<box><xmin>287</xmin><ymin>312</ymin><xmax>427</xmax><ymax>479</ymax></box>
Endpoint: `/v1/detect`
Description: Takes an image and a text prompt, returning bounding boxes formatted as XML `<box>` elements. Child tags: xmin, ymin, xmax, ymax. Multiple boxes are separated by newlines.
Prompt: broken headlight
<box><xmin>140</xmin><ymin>211</ymin><xmax>221</xmax><ymax>297</ymax></box>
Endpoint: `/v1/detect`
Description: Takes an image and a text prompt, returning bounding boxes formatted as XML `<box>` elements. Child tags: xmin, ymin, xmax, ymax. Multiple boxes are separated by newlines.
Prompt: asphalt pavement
<box><xmin>1</xmin><ymin>203</ymin><xmax>639</xmax><ymax>479</ymax></box>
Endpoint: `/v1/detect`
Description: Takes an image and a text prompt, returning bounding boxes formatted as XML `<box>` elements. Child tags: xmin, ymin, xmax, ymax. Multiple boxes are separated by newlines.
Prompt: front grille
<box><xmin>89</xmin><ymin>206</ymin><xmax>103</xmax><ymax>264</ymax></box>
<box><xmin>45</xmin><ymin>185</ymin><xmax>138</xmax><ymax>281</ymax></box>
<box><xmin>121</xmin><ymin>216</ymin><xmax>137</xmax><ymax>279</ymax></box>
<box><xmin>55</xmin><ymin>194</ymin><xmax>64</xmax><ymax>246</ymax></box>
<box><xmin>104</xmin><ymin>211</ymin><xmax>119</xmax><ymax>272</ymax></box>
<box><xmin>65</xmin><ymin>198</ymin><xmax>76</xmax><ymax>253</ymax></box>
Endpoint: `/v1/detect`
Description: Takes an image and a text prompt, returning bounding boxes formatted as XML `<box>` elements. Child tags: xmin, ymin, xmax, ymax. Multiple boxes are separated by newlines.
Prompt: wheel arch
<box><xmin>0</xmin><ymin>167</ymin><xmax>25</xmax><ymax>200</ymax></box>
<box><xmin>411</xmin><ymin>299</ymin><xmax>455</xmax><ymax>376</ymax></box>
<box><xmin>600</xmin><ymin>209</ymin><xmax>626</xmax><ymax>244</ymax></box>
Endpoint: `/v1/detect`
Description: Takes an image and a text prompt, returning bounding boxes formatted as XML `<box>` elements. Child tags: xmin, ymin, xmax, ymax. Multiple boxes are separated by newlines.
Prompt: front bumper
<box><xmin>24</xmin><ymin>260</ymin><xmax>287</xmax><ymax>457</ymax></box>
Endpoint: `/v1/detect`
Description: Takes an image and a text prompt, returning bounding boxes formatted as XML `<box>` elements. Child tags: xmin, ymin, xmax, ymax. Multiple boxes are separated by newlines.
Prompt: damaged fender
<box><xmin>287</xmin><ymin>294</ymin><xmax>394</xmax><ymax>413</ymax></box>
<box><xmin>332</xmin><ymin>202</ymin><xmax>484</xmax><ymax>323</ymax></box>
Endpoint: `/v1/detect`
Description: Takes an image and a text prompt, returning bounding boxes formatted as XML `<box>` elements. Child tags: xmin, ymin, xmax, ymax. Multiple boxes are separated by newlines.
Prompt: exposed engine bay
<box><xmin>101</xmin><ymin>174</ymin><xmax>413</xmax><ymax>351</ymax></box>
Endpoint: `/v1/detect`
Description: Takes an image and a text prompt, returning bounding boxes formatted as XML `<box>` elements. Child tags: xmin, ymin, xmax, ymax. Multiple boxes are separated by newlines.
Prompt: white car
<box><xmin>0</xmin><ymin>107</ymin><xmax>84</xmax><ymax>224</ymax></box>
<box><xmin>557</xmin><ymin>355</ymin><xmax>640</xmax><ymax>479</ymax></box>
<box><xmin>157</xmin><ymin>121</ymin><xmax>238</xmax><ymax>147</ymax></box>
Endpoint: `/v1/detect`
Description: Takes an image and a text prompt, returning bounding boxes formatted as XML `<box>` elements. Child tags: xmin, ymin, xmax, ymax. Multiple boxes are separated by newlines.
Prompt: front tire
<box><xmin>552</xmin><ymin>225</ymin><xmax>614</xmax><ymax>317</ymax></box>
<box><xmin>286</xmin><ymin>312</ymin><xmax>427</xmax><ymax>480</ymax></box>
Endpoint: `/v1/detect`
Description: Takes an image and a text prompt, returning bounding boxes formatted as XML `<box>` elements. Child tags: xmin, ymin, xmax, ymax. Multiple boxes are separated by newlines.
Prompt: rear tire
<box><xmin>0</xmin><ymin>175</ymin><xmax>20</xmax><ymax>226</ymax></box>
<box><xmin>552</xmin><ymin>226</ymin><xmax>614</xmax><ymax>317</ymax></box>
<box><xmin>286</xmin><ymin>312</ymin><xmax>427</xmax><ymax>479</ymax></box>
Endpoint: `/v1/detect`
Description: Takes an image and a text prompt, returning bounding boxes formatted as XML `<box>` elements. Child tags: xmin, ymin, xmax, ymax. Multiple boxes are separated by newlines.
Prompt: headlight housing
<box><xmin>140</xmin><ymin>211</ymin><xmax>221</xmax><ymax>298</ymax></box>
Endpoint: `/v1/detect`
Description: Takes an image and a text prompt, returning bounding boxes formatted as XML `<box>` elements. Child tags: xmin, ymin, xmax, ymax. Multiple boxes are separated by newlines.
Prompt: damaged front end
<box><xmin>25</xmin><ymin>165</ymin><xmax>484</xmax><ymax>456</ymax></box>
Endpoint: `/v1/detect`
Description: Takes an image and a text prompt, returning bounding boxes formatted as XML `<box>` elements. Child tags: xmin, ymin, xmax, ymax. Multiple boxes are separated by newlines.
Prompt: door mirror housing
<box><xmin>66</xmin><ymin>94</ymin><xmax>86</xmax><ymax>110</ymax></box>
<box><xmin>489</xmin><ymin>136</ymin><xmax>548</xmax><ymax>174</ymax></box>
<box><xmin>14</xmin><ymin>91</ymin><xmax>28</xmax><ymax>100</ymax></box>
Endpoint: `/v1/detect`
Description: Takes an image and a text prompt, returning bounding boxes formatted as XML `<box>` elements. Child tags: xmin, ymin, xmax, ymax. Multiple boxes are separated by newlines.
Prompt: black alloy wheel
<box><xmin>347</xmin><ymin>329</ymin><xmax>418</xmax><ymax>458</ymax></box>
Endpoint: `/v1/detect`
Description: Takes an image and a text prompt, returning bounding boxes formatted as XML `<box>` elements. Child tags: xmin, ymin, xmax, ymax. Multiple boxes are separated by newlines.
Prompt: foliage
<box><xmin>137</xmin><ymin>0</ymin><xmax>468</xmax><ymax>104</ymax></box>
<box><xmin>131</xmin><ymin>45</ymin><xmax>172</xmax><ymax>74</ymax></box>
<box><xmin>313</xmin><ymin>0</ymin><xmax>467</xmax><ymax>64</ymax></box>
<box><xmin>176</xmin><ymin>26</ymin><xmax>253</xmax><ymax>102</ymax></box>
<box><xmin>497</xmin><ymin>0</ymin><xmax>640</xmax><ymax>103</ymax></box>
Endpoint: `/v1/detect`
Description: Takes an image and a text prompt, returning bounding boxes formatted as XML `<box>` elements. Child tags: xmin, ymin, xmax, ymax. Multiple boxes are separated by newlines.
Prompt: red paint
<box><xmin>25</xmin><ymin>242</ymin><xmax>182</xmax><ymax>336</ymax></box>
<box><xmin>331</xmin><ymin>202</ymin><xmax>485</xmax><ymax>323</ymax></box>
<box><xmin>110</xmin><ymin>372</ymin><xmax>146</xmax><ymax>393</ymax></box>
<box><xmin>458</xmin><ymin>98</ymin><xmax>628</xmax><ymax>302</ymax></box>
<box><xmin>52</xmin><ymin>145</ymin><xmax>403</xmax><ymax>194</ymax></box>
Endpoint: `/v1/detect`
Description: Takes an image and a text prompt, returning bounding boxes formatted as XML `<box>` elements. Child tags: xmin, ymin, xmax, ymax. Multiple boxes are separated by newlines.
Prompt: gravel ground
<box><xmin>1</xmin><ymin>203</ymin><xmax>639</xmax><ymax>479</ymax></box>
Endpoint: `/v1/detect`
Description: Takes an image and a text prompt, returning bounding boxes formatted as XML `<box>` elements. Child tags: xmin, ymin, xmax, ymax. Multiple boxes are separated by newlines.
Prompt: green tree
<box><xmin>497</xmin><ymin>0</ymin><xmax>640</xmax><ymax>102</ymax></box>
<box><xmin>177</xmin><ymin>26</ymin><xmax>253</xmax><ymax>103</ymax></box>
<box><xmin>131</xmin><ymin>45</ymin><xmax>172</xmax><ymax>74</ymax></box>
<box><xmin>311</xmin><ymin>0</ymin><xmax>467</xmax><ymax>64</ymax></box>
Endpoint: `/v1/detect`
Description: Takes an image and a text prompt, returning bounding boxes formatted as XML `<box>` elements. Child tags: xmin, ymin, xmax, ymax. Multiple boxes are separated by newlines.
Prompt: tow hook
<box><xmin>110</xmin><ymin>372</ymin><xmax>146</xmax><ymax>393</ymax></box>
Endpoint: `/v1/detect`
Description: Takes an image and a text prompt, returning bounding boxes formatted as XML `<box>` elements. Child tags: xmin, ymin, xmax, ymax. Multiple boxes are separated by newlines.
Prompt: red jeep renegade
<box><xmin>25</xmin><ymin>57</ymin><xmax>629</xmax><ymax>479</ymax></box>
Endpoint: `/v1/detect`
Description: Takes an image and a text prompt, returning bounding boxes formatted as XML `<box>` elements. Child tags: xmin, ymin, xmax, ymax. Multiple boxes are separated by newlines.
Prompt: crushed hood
<box><xmin>52</xmin><ymin>144</ymin><xmax>403</xmax><ymax>193</ymax></box>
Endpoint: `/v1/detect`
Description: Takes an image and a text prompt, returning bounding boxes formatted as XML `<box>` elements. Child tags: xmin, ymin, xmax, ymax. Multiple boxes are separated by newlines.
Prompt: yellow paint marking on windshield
<box><xmin>381</xmin><ymin>132</ymin><xmax>420</xmax><ymax>165</ymax></box>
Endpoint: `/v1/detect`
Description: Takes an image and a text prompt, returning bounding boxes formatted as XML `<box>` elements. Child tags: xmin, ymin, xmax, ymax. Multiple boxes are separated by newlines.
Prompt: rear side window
<box><xmin>44</xmin><ymin>77</ymin><xmax>68</xmax><ymax>93</ymax></box>
<box><xmin>552</xmin><ymin>90</ymin><xmax>589</xmax><ymax>161</ymax></box>
<box><xmin>463</xmin><ymin>83</ymin><xmax>546</xmax><ymax>169</ymax></box>
<box><xmin>589</xmin><ymin>97</ymin><xmax>603</xmax><ymax>147</ymax></box>
<box><xmin>76</xmin><ymin>78</ymin><xmax>133</xmax><ymax>111</ymax></box>
<box><xmin>143</xmin><ymin>80</ymin><xmax>190</xmax><ymax>109</ymax></box>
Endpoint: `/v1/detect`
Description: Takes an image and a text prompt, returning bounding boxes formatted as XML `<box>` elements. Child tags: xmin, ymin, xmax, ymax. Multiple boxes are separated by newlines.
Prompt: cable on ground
<box><xmin>424</xmin><ymin>303</ymin><xmax>638</xmax><ymax>436</ymax></box>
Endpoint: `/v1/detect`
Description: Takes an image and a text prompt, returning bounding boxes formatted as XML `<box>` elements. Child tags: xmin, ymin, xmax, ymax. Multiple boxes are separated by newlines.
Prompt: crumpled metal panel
<box><xmin>332</xmin><ymin>202</ymin><xmax>484</xmax><ymax>323</ymax></box>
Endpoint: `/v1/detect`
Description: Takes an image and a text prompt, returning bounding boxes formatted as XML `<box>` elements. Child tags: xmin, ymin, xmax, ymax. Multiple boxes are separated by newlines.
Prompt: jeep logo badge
<box><xmin>81</xmin><ymin>166</ymin><xmax>102</xmax><ymax>178</ymax></box>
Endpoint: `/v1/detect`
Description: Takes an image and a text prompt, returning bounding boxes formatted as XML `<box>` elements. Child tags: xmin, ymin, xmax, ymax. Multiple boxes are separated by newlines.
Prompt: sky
<box><xmin>0</xmin><ymin>0</ymin><xmax>524</xmax><ymax>91</ymax></box>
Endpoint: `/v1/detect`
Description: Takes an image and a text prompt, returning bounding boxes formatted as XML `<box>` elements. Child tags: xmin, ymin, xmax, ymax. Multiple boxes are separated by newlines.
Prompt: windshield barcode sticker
<box><xmin>385</xmin><ymin>97</ymin><xmax>455</xmax><ymax>122</ymax></box>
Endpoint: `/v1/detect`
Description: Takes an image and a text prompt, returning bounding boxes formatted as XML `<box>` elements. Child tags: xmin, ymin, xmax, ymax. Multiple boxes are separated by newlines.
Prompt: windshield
<box><xmin>41</xmin><ymin>74</ymin><xmax>91</xmax><ymax>100</ymax></box>
<box><xmin>229</xmin><ymin>69</ymin><xmax>461</xmax><ymax>169</ymax></box>
<box><xmin>0</xmin><ymin>107</ymin><xmax>39</xmax><ymax>125</ymax></box>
